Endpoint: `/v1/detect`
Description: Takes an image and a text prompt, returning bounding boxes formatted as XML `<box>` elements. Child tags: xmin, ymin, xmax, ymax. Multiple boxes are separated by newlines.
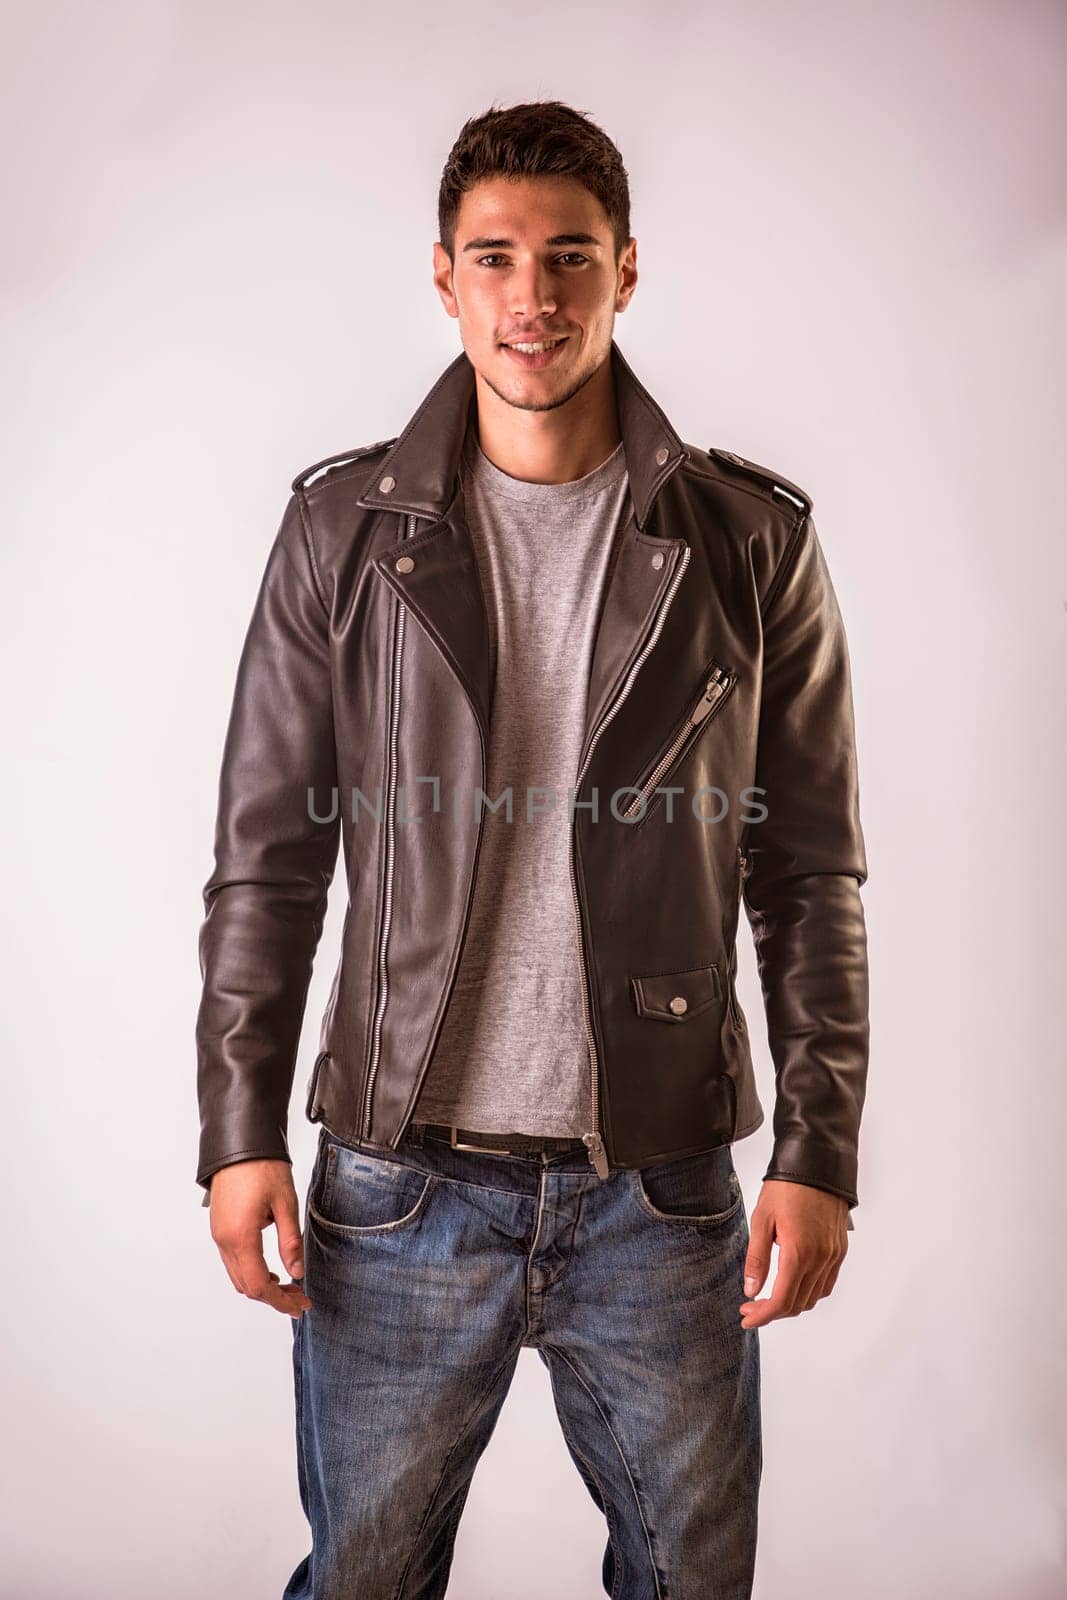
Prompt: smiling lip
<box><xmin>500</xmin><ymin>336</ymin><xmax>569</xmax><ymax>371</ymax></box>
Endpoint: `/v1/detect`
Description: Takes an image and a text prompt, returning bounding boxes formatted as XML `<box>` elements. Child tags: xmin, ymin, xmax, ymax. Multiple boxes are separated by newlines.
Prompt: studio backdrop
<box><xmin>3</xmin><ymin>2</ymin><xmax>1064</xmax><ymax>1597</ymax></box>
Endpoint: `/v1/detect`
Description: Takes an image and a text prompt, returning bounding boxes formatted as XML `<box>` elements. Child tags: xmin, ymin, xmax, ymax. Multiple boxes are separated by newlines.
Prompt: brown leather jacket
<box><xmin>195</xmin><ymin>341</ymin><xmax>870</xmax><ymax>1219</ymax></box>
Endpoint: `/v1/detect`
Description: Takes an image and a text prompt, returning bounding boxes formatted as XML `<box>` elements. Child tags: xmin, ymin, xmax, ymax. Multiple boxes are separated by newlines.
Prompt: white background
<box><xmin>3</xmin><ymin>2</ymin><xmax>1064</xmax><ymax>1595</ymax></box>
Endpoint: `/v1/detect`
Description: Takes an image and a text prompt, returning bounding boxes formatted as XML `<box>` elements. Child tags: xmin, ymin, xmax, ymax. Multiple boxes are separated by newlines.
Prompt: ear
<box><xmin>432</xmin><ymin>241</ymin><xmax>459</xmax><ymax>320</ymax></box>
<box><xmin>616</xmin><ymin>237</ymin><xmax>638</xmax><ymax>313</ymax></box>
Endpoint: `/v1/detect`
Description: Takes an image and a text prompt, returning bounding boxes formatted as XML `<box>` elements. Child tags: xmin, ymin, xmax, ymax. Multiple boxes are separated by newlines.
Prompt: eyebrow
<box><xmin>461</xmin><ymin>233</ymin><xmax>603</xmax><ymax>252</ymax></box>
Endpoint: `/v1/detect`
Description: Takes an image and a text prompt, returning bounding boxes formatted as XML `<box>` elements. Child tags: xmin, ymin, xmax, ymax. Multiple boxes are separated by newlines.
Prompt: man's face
<box><xmin>433</xmin><ymin>175</ymin><xmax>637</xmax><ymax>414</ymax></box>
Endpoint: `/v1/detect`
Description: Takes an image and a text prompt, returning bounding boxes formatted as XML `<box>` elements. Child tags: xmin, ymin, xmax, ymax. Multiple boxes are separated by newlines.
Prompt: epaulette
<box><xmin>291</xmin><ymin>438</ymin><xmax>398</xmax><ymax>495</ymax></box>
<box><xmin>705</xmin><ymin>447</ymin><xmax>812</xmax><ymax>517</ymax></box>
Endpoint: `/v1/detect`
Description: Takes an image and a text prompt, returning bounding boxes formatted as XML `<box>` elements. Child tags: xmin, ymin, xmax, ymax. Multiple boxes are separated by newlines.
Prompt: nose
<box><xmin>508</xmin><ymin>259</ymin><xmax>558</xmax><ymax>319</ymax></box>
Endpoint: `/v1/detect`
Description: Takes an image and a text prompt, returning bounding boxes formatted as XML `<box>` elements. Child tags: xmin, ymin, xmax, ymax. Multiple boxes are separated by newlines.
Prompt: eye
<box><xmin>474</xmin><ymin>253</ymin><xmax>590</xmax><ymax>268</ymax></box>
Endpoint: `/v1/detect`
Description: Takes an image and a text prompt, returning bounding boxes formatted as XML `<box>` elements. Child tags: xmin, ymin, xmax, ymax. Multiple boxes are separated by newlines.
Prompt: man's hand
<box><xmin>207</xmin><ymin>1159</ymin><xmax>313</xmax><ymax>1319</ymax></box>
<box><xmin>739</xmin><ymin>1179</ymin><xmax>850</xmax><ymax>1328</ymax></box>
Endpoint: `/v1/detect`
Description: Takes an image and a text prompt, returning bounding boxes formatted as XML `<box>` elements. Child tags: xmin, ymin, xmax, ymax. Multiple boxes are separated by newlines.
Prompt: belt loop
<box><xmin>406</xmin><ymin>1120</ymin><xmax>425</xmax><ymax>1148</ymax></box>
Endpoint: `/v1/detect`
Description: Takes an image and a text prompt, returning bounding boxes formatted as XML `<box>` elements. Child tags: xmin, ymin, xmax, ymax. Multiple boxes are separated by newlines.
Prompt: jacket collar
<box><xmin>356</xmin><ymin>339</ymin><xmax>686</xmax><ymax>531</ymax></box>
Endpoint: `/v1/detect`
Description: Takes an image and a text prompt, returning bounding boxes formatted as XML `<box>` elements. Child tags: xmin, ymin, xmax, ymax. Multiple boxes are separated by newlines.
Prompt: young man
<box><xmin>196</xmin><ymin>101</ymin><xmax>870</xmax><ymax>1600</ymax></box>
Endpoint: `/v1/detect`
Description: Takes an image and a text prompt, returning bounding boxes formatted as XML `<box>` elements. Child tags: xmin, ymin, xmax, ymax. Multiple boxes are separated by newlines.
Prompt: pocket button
<box><xmin>631</xmin><ymin>964</ymin><xmax>720</xmax><ymax>1022</ymax></box>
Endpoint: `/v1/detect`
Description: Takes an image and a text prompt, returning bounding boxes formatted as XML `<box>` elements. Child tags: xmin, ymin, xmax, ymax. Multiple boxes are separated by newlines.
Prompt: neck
<box><xmin>471</xmin><ymin>353</ymin><xmax>622</xmax><ymax>485</ymax></box>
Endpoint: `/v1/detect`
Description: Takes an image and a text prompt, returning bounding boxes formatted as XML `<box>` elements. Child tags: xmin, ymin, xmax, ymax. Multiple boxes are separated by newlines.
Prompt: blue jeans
<box><xmin>284</xmin><ymin>1122</ymin><xmax>761</xmax><ymax>1599</ymax></box>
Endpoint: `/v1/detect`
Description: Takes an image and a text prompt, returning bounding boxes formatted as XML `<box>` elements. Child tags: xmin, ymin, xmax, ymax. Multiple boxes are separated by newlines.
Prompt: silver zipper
<box><xmin>620</xmin><ymin>664</ymin><xmax>733</xmax><ymax>821</ymax></box>
<box><xmin>397</xmin><ymin>714</ymin><xmax>490</xmax><ymax>1134</ymax></box>
<box><xmin>729</xmin><ymin>845</ymin><xmax>746</xmax><ymax>1028</ymax></box>
<box><xmin>306</xmin><ymin>1049</ymin><xmax>329</xmax><ymax>1123</ymax></box>
<box><xmin>361</xmin><ymin>513</ymin><xmax>416</xmax><ymax>1137</ymax></box>
<box><xmin>570</xmin><ymin>542</ymin><xmax>693</xmax><ymax>1179</ymax></box>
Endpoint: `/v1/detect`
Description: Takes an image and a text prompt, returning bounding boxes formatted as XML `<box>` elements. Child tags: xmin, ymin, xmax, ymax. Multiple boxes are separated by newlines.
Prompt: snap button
<box><xmin>379</xmin><ymin>475</ymin><xmax>396</xmax><ymax>494</ymax></box>
<box><xmin>651</xmin><ymin>552</ymin><xmax>664</xmax><ymax>571</ymax></box>
<box><xmin>654</xmin><ymin>447</ymin><xmax>670</xmax><ymax>466</ymax></box>
<box><xmin>631</xmin><ymin>963</ymin><xmax>720</xmax><ymax>1022</ymax></box>
<box><xmin>724</xmin><ymin>451</ymin><xmax>744</xmax><ymax>466</ymax></box>
<box><xmin>395</xmin><ymin>555</ymin><xmax>414</xmax><ymax>574</ymax></box>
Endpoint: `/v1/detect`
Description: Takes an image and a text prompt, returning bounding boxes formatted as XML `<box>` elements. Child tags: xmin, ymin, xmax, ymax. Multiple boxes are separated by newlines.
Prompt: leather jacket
<box><xmin>195</xmin><ymin>341</ymin><xmax>870</xmax><ymax>1219</ymax></box>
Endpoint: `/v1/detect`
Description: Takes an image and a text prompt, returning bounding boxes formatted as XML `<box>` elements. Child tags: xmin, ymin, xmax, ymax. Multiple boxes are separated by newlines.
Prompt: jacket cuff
<box><xmin>763</xmin><ymin>1133</ymin><xmax>859</xmax><ymax>1211</ymax></box>
<box><xmin>196</xmin><ymin>1144</ymin><xmax>293</xmax><ymax>1205</ymax></box>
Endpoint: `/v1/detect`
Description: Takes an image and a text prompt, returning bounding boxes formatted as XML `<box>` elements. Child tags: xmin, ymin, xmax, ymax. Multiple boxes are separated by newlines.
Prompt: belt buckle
<box><xmin>450</xmin><ymin>1125</ymin><xmax>514</xmax><ymax>1156</ymax></box>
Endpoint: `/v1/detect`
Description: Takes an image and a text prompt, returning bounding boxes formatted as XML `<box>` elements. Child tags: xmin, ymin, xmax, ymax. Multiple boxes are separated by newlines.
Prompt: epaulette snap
<box><xmin>291</xmin><ymin>438</ymin><xmax>398</xmax><ymax>494</ymax></box>
<box><xmin>706</xmin><ymin>446</ymin><xmax>812</xmax><ymax>516</ymax></box>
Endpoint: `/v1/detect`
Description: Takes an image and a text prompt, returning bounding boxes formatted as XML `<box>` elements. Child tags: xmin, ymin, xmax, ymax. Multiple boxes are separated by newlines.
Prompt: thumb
<box><xmin>274</xmin><ymin>1189</ymin><xmax>305</xmax><ymax>1280</ymax></box>
<box><xmin>743</xmin><ymin>1209</ymin><xmax>774</xmax><ymax>1299</ymax></box>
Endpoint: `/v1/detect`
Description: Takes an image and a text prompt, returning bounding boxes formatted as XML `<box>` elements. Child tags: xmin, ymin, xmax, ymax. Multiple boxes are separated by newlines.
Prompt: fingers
<box><xmin>208</xmin><ymin>1160</ymin><xmax>313</xmax><ymax>1318</ymax></box>
<box><xmin>739</xmin><ymin>1234</ymin><xmax>848</xmax><ymax>1327</ymax></box>
<box><xmin>739</xmin><ymin>1181</ymin><xmax>852</xmax><ymax>1327</ymax></box>
<box><xmin>804</xmin><ymin>1244</ymin><xmax>846</xmax><ymax>1310</ymax></box>
<box><xmin>795</xmin><ymin>1220</ymin><xmax>849</xmax><ymax>1313</ymax></box>
<box><xmin>251</xmin><ymin>1271</ymin><xmax>311</xmax><ymax>1320</ymax></box>
<box><xmin>273</xmin><ymin>1187</ymin><xmax>306</xmax><ymax>1282</ymax></box>
<box><xmin>227</xmin><ymin>1238</ymin><xmax>305</xmax><ymax>1316</ymax></box>
<box><xmin>225</xmin><ymin>1247</ymin><xmax>311</xmax><ymax>1318</ymax></box>
<box><xmin>742</xmin><ymin>1210</ymin><xmax>774</xmax><ymax>1300</ymax></box>
<box><xmin>740</xmin><ymin>1246</ymin><xmax>807</xmax><ymax>1329</ymax></box>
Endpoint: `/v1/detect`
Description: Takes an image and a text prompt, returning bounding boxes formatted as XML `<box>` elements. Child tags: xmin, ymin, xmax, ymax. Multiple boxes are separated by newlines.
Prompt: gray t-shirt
<box><xmin>413</xmin><ymin>422</ymin><xmax>632</xmax><ymax>1136</ymax></box>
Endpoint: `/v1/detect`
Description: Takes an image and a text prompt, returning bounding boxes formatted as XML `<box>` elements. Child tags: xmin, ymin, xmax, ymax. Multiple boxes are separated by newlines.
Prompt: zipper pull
<box><xmin>690</xmin><ymin>666</ymin><xmax>730</xmax><ymax>726</ymax></box>
<box><xmin>583</xmin><ymin>1132</ymin><xmax>610</xmax><ymax>1179</ymax></box>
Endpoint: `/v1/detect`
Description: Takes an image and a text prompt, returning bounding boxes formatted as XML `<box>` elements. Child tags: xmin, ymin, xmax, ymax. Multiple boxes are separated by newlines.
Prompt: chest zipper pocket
<box><xmin>620</xmin><ymin>660</ymin><xmax>736</xmax><ymax>826</ymax></box>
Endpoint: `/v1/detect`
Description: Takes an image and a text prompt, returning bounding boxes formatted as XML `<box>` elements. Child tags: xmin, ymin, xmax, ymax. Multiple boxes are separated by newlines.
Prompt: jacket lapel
<box><xmin>580</xmin><ymin>510</ymin><xmax>686</xmax><ymax>766</ymax></box>
<box><xmin>357</xmin><ymin>341</ymin><xmax>690</xmax><ymax>757</ymax></box>
<box><xmin>372</xmin><ymin>502</ymin><xmax>494</xmax><ymax>749</ymax></box>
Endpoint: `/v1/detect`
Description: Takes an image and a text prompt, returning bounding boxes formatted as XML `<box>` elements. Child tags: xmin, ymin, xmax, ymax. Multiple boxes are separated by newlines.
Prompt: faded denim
<box><xmin>283</xmin><ymin>1122</ymin><xmax>761</xmax><ymax>1599</ymax></box>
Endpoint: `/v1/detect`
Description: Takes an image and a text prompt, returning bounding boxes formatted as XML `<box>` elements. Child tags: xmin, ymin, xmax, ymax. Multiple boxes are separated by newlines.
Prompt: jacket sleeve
<box><xmin>742</xmin><ymin>510</ymin><xmax>870</xmax><ymax>1211</ymax></box>
<box><xmin>194</xmin><ymin>490</ymin><xmax>340</xmax><ymax>1201</ymax></box>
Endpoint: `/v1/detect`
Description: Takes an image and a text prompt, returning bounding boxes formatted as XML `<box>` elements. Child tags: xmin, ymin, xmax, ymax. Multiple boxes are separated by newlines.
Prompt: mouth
<box><xmin>499</xmin><ymin>336</ymin><xmax>569</xmax><ymax>371</ymax></box>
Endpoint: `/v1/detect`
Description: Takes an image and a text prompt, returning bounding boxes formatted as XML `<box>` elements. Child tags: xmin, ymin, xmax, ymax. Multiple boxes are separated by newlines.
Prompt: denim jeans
<box><xmin>283</xmin><ymin>1122</ymin><xmax>761</xmax><ymax>1600</ymax></box>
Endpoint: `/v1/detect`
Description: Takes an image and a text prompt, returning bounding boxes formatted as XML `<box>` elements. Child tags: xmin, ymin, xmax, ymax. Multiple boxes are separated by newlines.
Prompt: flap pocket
<box><xmin>631</xmin><ymin>963</ymin><xmax>721</xmax><ymax>1022</ymax></box>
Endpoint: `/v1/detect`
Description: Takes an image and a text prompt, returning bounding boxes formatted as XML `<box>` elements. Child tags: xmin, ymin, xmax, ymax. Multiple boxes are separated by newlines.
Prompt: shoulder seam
<box><xmin>294</xmin><ymin>489</ymin><xmax>329</xmax><ymax>615</ymax></box>
<box><xmin>760</xmin><ymin>504</ymin><xmax>810</xmax><ymax>621</ymax></box>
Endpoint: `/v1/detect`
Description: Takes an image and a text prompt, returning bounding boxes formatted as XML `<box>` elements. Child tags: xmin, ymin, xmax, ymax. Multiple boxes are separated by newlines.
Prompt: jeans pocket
<box><xmin>308</xmin><ymin>1134</ymin><xmax>436</xmax><ymax>1237</ymax></box>
<box><xmin>632</xmin><ymin>1145</ymin><xmax>743</xmax><ymax>1227</ymax></box>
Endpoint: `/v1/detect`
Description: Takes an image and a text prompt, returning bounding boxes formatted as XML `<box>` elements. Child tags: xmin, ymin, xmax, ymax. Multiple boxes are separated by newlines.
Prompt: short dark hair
<box><xmin>437</xmin><ymin>100</ymin><xmax>631</xmax><ymax>262</ymax></box>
